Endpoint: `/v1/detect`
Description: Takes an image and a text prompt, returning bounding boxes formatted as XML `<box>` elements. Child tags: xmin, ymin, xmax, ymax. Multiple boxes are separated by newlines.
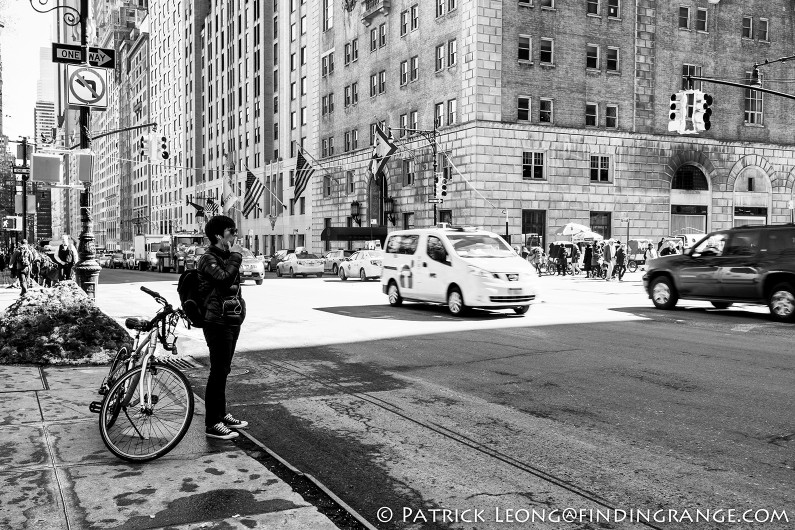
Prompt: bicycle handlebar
<box><xmin>140</xmin><ymin>286</ymin><xmax>161</xmax><ymax>299</ymax></box>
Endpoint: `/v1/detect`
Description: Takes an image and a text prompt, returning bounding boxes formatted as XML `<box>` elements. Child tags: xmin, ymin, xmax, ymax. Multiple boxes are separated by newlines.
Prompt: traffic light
<box><xmin>693</xmin><ymin>91</ymin><xmax>713</xmax><ymax>132</ymax></box>
<box><xmin>139</xmin><ymin>134</ymin><xmax>148</xmax><ymax>159</ymax></box>
<box><xmin>434</xmin><ymin>173</ymin><xmax>441</xmax><ymax>199</ymax></box>
<box><xmin>159</xmin><ymin>135</ymin><xmax>169</xmax><ymax>160</ymax></box>
<box><xmin>440</xmin><ymin>176</ymin><xmax>448</xmax><ymax>198</ymax></box>
<box><xmin>668</xmin><ymin>91</ymin><xmax>686</xmax><ymax>133</ymax></box>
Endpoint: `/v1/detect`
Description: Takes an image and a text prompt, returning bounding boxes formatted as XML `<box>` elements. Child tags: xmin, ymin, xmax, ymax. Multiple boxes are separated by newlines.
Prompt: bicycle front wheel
<box><xmin>99</xmin><ymin>363</ymin><xmax>194</xmax><ymax>462</ymax></box>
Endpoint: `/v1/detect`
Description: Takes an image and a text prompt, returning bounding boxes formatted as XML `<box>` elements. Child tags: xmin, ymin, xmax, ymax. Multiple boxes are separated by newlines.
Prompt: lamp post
<box><xmin>384</xmin><ymin>196</ymin><xmax>396</xmax><ymax>226</ymax></box>
<box><xmin>31</xmin><ymin>0</ymin><xmax>100</xmax><ymax>298</ymax></box>
<box><xmin>350</xmin><ymin>200</ymin><xmax>361</xmax><ymax>226</ymax></box>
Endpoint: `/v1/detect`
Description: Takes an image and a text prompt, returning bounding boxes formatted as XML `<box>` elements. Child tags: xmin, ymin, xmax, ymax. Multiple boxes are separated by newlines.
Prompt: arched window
<box><xmin>672</xmin><ymin>165</ymin><xmax>709</xmax><ymax>190</ymax></box>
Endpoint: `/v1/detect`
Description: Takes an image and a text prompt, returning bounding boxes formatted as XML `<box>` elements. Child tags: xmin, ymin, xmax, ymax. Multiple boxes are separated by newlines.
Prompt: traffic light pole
<box><xmin>686</xmin><ymin>75</ymin><xmax>795</xmax><ymax>101</ymax></box>
<box><xmin>20</xmin><ymin>137</ymin><xmax>29</xmax><ymax>242</ymax></box>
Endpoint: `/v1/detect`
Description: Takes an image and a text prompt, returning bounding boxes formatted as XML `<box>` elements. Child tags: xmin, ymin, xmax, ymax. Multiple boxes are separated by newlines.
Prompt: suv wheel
<box><xmin>650</xmin><ymin>276</ymin><xmax>678</xmax><ymax>310</ymax></box>
<box><xmin>387</xmin><ymin>282</ymin><xmax>403</xmax><ymax>306</ymax></box>
<box><xmin>447</xmin><ymin>287</ymin><xmax>467</xmax><ymax>316</ymax></box>
<box><xmin>768</xmin><ymin>283</ymin><xmax>795</xmax><ymax>322</ymax></box>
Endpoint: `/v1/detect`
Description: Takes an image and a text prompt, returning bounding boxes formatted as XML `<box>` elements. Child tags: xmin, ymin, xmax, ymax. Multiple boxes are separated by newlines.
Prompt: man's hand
<box><xmin>230</xmin><ymin>243</ymin><xmax>244</xmax><ymax>254</ymax></box>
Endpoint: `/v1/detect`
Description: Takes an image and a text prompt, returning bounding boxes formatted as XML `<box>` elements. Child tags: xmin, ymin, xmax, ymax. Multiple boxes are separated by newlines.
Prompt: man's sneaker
<box><xmin>222</xmin><ymin>413</ymin><xmax>248</xmax><ymax>429</ymax></box>
<box><xmin>206</xmin><ymin>422</ymin><xmax>239</xmax><ymax>440</ymax></box>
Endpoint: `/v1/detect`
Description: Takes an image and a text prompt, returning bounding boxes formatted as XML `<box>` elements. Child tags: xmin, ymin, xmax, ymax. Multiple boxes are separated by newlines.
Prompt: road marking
<box><xmin>730</xmin><ymin>324</ymin><xmax>760</xmax><ymax>333</ymax></box>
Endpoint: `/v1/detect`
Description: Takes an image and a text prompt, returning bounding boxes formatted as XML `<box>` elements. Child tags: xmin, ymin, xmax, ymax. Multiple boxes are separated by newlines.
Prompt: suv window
<box><xmin>386</xmin><ymin>234</ymin><xmax>420</xmax><ymax>255</ymax></box>
<box><xmin>724</xmin><ymin>230</ymin><xmax>761</xmax><ymax>257</ymax></box>
<box><xmin>691</xmin><ymin>233</ymin><xmax>728</xmax><ymax>257</ymax></box>
<box><xmin>765</xmin><ymin>229</ymin><xmax>795</xmax><ymax>253</ymax></box>
<box><xmin>427</xmin><ymin>236</ymin><xmax>449</xmax><ymax>263</ymax></box>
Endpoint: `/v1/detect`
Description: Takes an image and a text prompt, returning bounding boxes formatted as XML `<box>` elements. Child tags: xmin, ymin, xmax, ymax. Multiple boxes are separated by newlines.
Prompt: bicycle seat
<box><xmin>125</xmin><ymin>317</ymin><xmax>151</xmax><ymax>331</ymax></box>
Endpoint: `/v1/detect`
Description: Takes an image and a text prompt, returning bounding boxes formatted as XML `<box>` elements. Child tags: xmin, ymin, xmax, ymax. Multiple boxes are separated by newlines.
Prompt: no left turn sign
<box><xmin>66</xmin><ymin>64</ymin><xmax>108</xmax><ymax>109</ymax></box>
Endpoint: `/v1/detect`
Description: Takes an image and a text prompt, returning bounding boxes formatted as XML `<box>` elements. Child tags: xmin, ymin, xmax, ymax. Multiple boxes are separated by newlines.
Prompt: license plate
<box><xmin>243</xmin><ymin>272</ymin><xmax>252</xmax><ymax>276</ymax></box>
<box><xmin>509</xmin><ymin>288</ymin><xmax>522</xmax><ymax>292</ymax></box>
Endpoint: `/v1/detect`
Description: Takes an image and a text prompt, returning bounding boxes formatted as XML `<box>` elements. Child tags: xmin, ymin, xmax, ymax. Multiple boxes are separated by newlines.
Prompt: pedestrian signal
<box><xmin>2</xmin><ymin>216</ymin><xmax>21</xmax><ymax>231</ymax></box>
<box><xmin>139</xmin><ymin>134</ymin><xmax>148</xmax><ymax>158</ymax></box>
<box><xmin>668</xmin><ymin>92</ymin><xmax>686</xmax><ymax>133</ymax></box>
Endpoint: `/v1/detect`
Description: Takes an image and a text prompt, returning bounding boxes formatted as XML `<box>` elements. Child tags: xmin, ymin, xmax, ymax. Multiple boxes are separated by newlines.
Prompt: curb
<box><xmin>193</xmin><ymin>393</ymin><xmax>378</xmax><ymax>530</ymax></box>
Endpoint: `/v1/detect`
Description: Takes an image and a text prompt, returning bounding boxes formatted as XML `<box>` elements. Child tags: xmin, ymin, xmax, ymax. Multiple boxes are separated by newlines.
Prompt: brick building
<box><xmin>312</xmin><ymin>0</ymin><xmax>795</xmax><ymax>250</ymax></box>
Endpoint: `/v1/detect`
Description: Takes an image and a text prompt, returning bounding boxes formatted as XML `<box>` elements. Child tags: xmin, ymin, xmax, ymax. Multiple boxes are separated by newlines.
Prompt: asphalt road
<box><xmin>94</xmin><ymin>268</ymin><xmax>794</xmax><ymax>529</ymax></box>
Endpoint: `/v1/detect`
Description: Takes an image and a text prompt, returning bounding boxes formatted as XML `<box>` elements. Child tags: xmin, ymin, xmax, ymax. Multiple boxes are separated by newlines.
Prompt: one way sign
<box><xmin>52</xmin><ymin>43</ymin><xmax>115</xmax><ymax>69</ymax></box>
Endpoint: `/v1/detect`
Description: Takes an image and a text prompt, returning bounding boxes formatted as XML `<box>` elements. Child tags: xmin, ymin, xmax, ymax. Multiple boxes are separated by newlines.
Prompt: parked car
<box><xmin>339</xmin><ymin>249</ymin><xmax>384</xmax><ymax>281</ymax></box>
<box><xmin>276</xmin><ymin>251</ymin><xmax>324</xmax><ymax>277</ymax></box>
<box><xmin>239</xmin><ymin>248</ymin><xmax>265</xmax><ymax>285</ymax></box>
<box><xmin>643</xmin><ymin>225</ymin><xmax>795</xmax><ymax>322</ymax></box>
<box><xmin>380</xmin><ymin>226</ymin><xmax>538</xmax><ymax>315</ymax></box>
<box><xmin>184</xmin><ymin>247</ymin><xmax>206</xmax><ymax>270</ymax></box>
<box><xmin>99</xmin><ymin>253</ymin><xmax>114</xmax><ymax>268</ymax></box>
<box><xmin>111</xmin><ymin>252</ymin><xmax>126</xmax><ymax>269</ymax></box>
<box><xmin>267</xmin><ymin>249</ymin><xmax>294</xmax><ymax>272</ymax></box>
<box><xmin>323</xmin><ymin>249</ymin><xmax>355</xmax><ymax>275</ymax></box>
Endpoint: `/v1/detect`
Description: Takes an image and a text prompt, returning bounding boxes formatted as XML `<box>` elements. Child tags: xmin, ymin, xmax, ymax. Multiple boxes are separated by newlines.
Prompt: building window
<box><xmin>585</xmin><ymin>103</ymin><xmax>598</xmax><ymax>126</ymax></box>
<box><xmin>352</xmin><ymin>129</ymin><xmax>358</xmax><ymax>149</ymax></box>
<box><xmin>519</xmin><ymin>0</ymin><xmax>532</xmax><ymax>6</ymax></box>
<box><xmin>344</xmin><ymin>131</ymin><xmax>352</xmax><ymax>152</ymax></box>
<box><xmin>370</xmin><ymin>73</ymin><xmax>377</xmax><ymax>97</ymax></box>
<box><xmin>322</xmin><ymin>0</ymin><xmax>333</xmax><ymax>31</ymax></box>
<box><xmin>448</xmin><ymin>39</ymin><xmax>457</xmax><ymax>67</ymax></box>
<box><xmin>447</xmin><ymin>99</ymin><xmax>457</xmax><ymax>125</ymax></box>
<box><xmin>540</xmin><ymin>38</ymin><xmax>553</xmax><ymax>64</ymax></box>
<box><xmin>346</xmin><ymin>171</ymin><xmax>354</xmax><ymax>194</ymax></box>
<box><xmin>436</xmin><ymin>0</ymin><xmax>445</xmax><ymax>17</ymax></box>
<box><xmin>696</xmin><ymin>8</ymin><xmax>707</xmax><ymax>32</ymax></box>
<box><xmin>586</xmin><ymin>44</ymin><xmax>599</xmax><ymax>69</ymax></box>
<box><xmin>410</xmin><ymin>110</ymin><xmax>418</xmax><ymax>130</ymax></box>
<box><xmin>518</xmin><ymin>97</ymin><xmax>531</xmax><ymax>121</ymax></box>
<box><xmin>587</xmin><ymin>0</ymin><xmax>599</xmax><ymax>15</ymax></box>
<box><xmin>540</xmin><ymin>98</ymin><xmax>553</xmax><ymax>122</ymax></box>
<box><xmin>344</xmin><ymin>85</ymin><xmax>351</xmax><ymax>106</ymax></box>
<box><xmin>435</xmin><ymin>102</ymin><xmax>444</xmax><ymax>128</ymax></box>
<box><xmin>352</xmin><ymin>39</ymin><xmax>359</xmax><ymax>61</ymax></box>
<box><xmin>744</xmin><ymin>71</ymin><xmax>763</xmax><ymax>125</ymax></box>
<box><xmin>679</xmin><ymin>7</ymin><xmax>690</xmax><ymax>29</ymax></box>
<box><xmin>672</xmin><ymin>165</ymin><xmax>709</xmax><ymax>190</ymax></box>
<box><xmin>323</xmin><ymin>175</ymin><xmax>331</xmax><ymax>197</ymax></box>
<box><xmin>378</xmin><ymin>70</ymin><xmax>386</xmax><ymax>93</ymax></box>
<box><xmin>606</xmin><ymin>47</ymin><xmax>619</xmax><ymax>71</ymax></box>
<box><xmin>352</xmin><ymin>82</ymin><xmax>358</xmax><ymax>104</ymax></box>
<box><xmin>759</xmin><ymin>19</ymin><xmax>769</xmax><ymax>41</ymax></box>
<box><xmin>400</xmin><ymin>60</ymin><xmax>408</xmax><ymax>85</ymax></box>
<box><xmin>344</xmin><ymin>42</ymin><xmax>352</xmax><ymax>65</ymax></box>
<box><xmin>399</xmin><ymin>113</ymin><xmax>407</xmax><ymax>137</ymax></box>
<box><xmin>522</xmin><ymin>209</ymin><xmax>546</xmax><ymax>242</ymax></box>
<box><xmin>449</xmin><ymin>0</ymin><xmax>457</xmax><ymax>11</ymax></box>
<box><xmin>411</xmin><ymin>5</ymin><xmax>419</xmax><ymax>29</ymax></box>
<box><xmin>682</xmin><ymin>64</ymin><xmax>702</xmax><ymax>91</ymax></box>
<box><xmin>742</xmin><ymin>17</ymin><xmax>753</xmax><ymax>39</ymax></box>
<box><xmin>436</xmin><ymin>44</ymin><xmax>445</xmax><ymax>71</ymax></box>
<box><xmin>328</xmin><ymin>137</ymin><xmax>334</xmax><ymax>155</ymax></box>
<box><xmin>541</xmin><ymin>0</ymin><xmax>554</xmax><ymax>6</ymax></box>
<box><xmin>370</xmin><ymin>28</ymin><xmax>378</xmax><ymax>51</ymax></box>
<box><xmin>607</xmin><ymin>0</ymin><xmax>619</xmax><ymax>18</ymax></box>
<box><xmin>403</xmin><ymin>159</ymin><xmax>415</xmax><ymax>185</ymax></box>
<box><xmin>590</xmin><ymin>212</ymin><xmax>611</xmax><ymax>239</ymax></box>
<box><xmin>522</xmin><ymin>152</ymin><xmax>544</xmax><ymax>180</ymax></box>
<box><xmin>605</xmin><ymin>105</ymin><xmax>618</xmax><ymax>128</ymax></box>
<box><xmin>400</xmin><ymin>9</ymin><xmax>409</xmax><ymax>36</ymax></box>
<box><xmin>403</xmin><ymin>212</ymin><xmax>415</xmax><ymax>229</ymax></box>
<box><xmin>410</xmin><ymin>55</ymin><xmax>419</xmax><ymax>81</ymax></box>
<box><xmin>379</xmin><ymin>23</ymin><xmax>387</xmax><ymax>47</ymax></box>
<box><xmin>590</xmin><ymin>155</ymin><xmax>610</xmax><ymax>182</ymax></box>
<box><xmin>518</xmin><ymin>35</ymin><xmax>531</xmax><ymax>61</ymax></box>
<box><xmin>321</xmin><ymin>139</ymin><xmax>328</xmax><ymax>158</ymax></box>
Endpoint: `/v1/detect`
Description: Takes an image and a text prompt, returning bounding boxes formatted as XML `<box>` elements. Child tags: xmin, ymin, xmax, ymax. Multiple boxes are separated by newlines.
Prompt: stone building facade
<box><xmin>311</xmin><ymin>0</ymin><xmax>795</xmax><ymax>250</ymax></box>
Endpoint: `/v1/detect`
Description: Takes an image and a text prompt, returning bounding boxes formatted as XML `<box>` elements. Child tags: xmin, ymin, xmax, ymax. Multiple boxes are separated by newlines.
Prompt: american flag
<box><xmin>242</xmin><ymin>168</ymin><xmax>264</xmax><ymax>218</ymax></box>
<box><xmin>293</xmin><ymin>150</ymin><xmax>315</xmax><ymax>201</ymax></box>
<box><xmin>205</xmin><ymin>198</ymin><xmax>219</xmax><ymax>216</ymax></box>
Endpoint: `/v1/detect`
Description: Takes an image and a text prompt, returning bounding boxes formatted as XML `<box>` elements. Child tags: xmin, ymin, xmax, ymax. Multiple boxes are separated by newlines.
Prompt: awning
<box><xmin>320</xmin><ymin>226</ymin><xmax>388</xmax><ymax>242</ymax></box>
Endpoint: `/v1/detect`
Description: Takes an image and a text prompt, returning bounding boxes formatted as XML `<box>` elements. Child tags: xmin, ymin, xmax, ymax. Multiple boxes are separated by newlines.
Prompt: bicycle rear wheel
<box><xmin>100</xmin><ymin>345</ymin><xmax>130</xmax><ymax>395</ymax></box>
<box><xmin>99</xmin><ymin>363</ymin><xmax>194</xmax><ymax>462</ymax></box>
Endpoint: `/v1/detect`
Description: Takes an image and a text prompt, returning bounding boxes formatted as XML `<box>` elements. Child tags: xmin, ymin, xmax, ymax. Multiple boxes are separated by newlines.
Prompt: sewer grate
<box><xmin>159</xmin><ymin>356</ymin><xmax>203</xmax><ymax>371</ymax></box>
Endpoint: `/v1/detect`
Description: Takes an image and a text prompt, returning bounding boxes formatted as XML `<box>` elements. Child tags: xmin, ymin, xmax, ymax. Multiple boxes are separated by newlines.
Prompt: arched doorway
<box><xmin>732</xmin><ymin>166</ymin><xmax>771</xmax><ymax>226</ymax></box>
<box><xmin>670</xmin><ymin>164</ymin><xmax>711</xmax><ymax>234</ymax></box>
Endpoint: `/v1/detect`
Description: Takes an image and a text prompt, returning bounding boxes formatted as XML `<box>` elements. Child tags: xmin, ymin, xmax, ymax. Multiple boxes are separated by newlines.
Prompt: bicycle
<box><xmin>89</xmin><ymin>286</ymin><xmax>195</xmax><ymax>462</ymax></box>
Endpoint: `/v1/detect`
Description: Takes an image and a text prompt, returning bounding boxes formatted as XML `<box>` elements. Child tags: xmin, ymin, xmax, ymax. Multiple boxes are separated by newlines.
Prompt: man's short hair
<box><xmin>204</xmin><ymin>215</ymin><xmax>236</xmax><ymax>244</ymax></box>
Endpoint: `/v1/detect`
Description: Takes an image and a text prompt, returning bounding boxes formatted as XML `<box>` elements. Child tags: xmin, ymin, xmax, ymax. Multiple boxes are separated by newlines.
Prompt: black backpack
<box><xmin>177</xmin><ymin>268</ymin><xmax>214</xmax><ymax>328</ymax></box>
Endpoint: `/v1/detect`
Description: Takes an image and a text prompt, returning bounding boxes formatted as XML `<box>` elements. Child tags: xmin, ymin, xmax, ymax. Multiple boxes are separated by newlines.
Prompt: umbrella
<box><xmin>556</xmin><ymin>222</ymin><xmax>591</xmax><ymax>237</ymax></box>
<box><xmin>571</xmin><ymin>230</ymin><xmax>603</xmax><ymax>243</ymax></box>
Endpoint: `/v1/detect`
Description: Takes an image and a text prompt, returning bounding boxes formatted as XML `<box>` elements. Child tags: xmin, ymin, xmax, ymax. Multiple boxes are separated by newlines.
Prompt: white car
<box><xmin>276</xmin><ymin>251</ymin><xmax>324</xmax><ymax>278</ymax></box>
<box><xmin>339</xmin><ymin>250</ymin><xmax>384</xmax><ymax>281</ymax></box>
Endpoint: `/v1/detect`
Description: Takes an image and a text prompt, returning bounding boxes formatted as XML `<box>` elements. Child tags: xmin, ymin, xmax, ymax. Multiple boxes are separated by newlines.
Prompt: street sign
<box><xmin>67</xmin><ymin>64</ymin><xmax>108</xmax><ymax>109</ymax></box>
<box><xmin>428</xmin><ymin>198</ymin><xmax>443</xmax><ymax>204</ymax></box>
<box><xmin>52</xmin><ymin>43</ymin><xmax>115</xmax><ymax>68</ymax></box>
<box><xmin>12</xmin><ymin>167</ymin><xmax>30</xmax><ymax>175</ymax></box>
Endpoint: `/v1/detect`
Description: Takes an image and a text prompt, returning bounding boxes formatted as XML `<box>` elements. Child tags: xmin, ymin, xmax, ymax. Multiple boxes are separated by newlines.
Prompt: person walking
<box><xmin>571</xmin><ymin>244</ymin><xmax>581</xmax><ymax>275</ymax></box>
<box><xmin>591</xmin><ymin>243</ymin><xmax>602</xmax><ymax>278</ymax></box>
<box><xmin>54</xmin><ymin>235</ymin><xmax>77</xmax><ymax>282</ymax></box>
<box><xmin>198</xmin><ymin>215</ymin><xmax>248</xmax><ymax>440</ymax></box>
<box><xmin>604</xmin><ymin>240</ymin><xmax>615</xmax><ymax>281</ymax></box>
<box><xmin>9</xmin><ymin>240</ymin><xmax>34</xmax><ymax>295</ymax></box>
<box><xmin>530</xmin><ymin>246</ymin><xmax>543</xmax><ymax>276</ymax></box>
<box><xmin>642</xmin><ymin>243</ymin><xmax>657</xmax><ymax>271</ymax></box>
<box><xmin>583</xmin><ymin>243</ymin><xmax>593</xmax><ymax>277</ymax></box>
<box><xmin>615</xmin><ymin>242</ymin><xmax>627</xmax><ymax>281</ymax></box>
<box><xmin>557</xmin><ymin>245</ymin><xmax>568</xmax><ymax>276</ymax></box>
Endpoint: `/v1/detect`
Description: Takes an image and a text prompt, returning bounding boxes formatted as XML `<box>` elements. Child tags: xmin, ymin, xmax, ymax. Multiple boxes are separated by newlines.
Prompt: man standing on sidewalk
<box><xmin>604</xmin><ymin>240</ymin><xmax>615</xmax><ymax>281</ymax></box>
<box><xmin>54</xmin><ymin>235</ymin><xmax>77</xmax><ymax>282</ymax></box>
<box><xmin>9</xmin><ymin>240</ymin><xmax>33</xmax><ymax>295</ymax></box>
<box><xmin>198</xmin><ymin>215</ymin><xmax>249</xmax><ymax>440</ymax></box>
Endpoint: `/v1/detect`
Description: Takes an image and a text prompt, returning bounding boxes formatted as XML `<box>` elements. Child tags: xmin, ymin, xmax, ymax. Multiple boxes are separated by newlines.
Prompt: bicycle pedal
<box><xmin>89</xmin><ymin>401</ymin><xmax>102</xmax><ymax>414</ymax></box>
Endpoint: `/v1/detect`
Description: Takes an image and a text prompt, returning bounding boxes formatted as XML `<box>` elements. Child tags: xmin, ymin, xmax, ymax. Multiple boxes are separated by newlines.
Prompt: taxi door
<box><xmin>414</xmin><ymin>235</ymin><xmax>453</xmax><ymax>302</ymax></box>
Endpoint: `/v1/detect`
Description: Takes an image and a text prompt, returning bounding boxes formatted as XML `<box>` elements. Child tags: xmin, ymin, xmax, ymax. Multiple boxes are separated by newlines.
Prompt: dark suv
<box><xmin>643</xmin><ymin>225</ymin><xmax>795</xmax><ymax>322</ymax></box>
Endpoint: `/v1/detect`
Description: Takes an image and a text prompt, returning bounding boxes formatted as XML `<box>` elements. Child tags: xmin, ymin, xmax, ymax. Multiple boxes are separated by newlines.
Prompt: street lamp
<box><xmin>384</xmin><ymin>196</ymin><xmax>396</xmax><ymax>225</ymax></box>
<box><xmin>350</xmin><ymin>200</ymin><xmax>361</xmax><ymax>226</ymax></box>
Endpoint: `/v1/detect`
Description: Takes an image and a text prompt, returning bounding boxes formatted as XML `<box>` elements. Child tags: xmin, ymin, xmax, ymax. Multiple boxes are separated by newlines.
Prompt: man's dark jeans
<box><xmin>202</xmin><ymin>323</ymin><xmax>241</xmax><ymax>427</ymax></box>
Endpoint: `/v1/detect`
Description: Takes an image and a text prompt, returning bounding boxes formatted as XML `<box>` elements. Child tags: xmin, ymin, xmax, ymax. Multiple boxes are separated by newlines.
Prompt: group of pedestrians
<box><xmin>522</xmin><ymin>240</ymin><xmax>652</xmax><ymax>282</ymax></box>
<box><xmin>1</xmin><ymin>235</ymin><xmax>77</xmax><ymax>295</ymax></box>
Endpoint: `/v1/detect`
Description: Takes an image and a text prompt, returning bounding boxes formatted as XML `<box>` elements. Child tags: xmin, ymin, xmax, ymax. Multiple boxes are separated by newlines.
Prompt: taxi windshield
<box><xmin>446</xmin><ymin>234</ymin><xmax>515</xmax><ymax>258</ymax></box>
<box><xmin>297</xmin><ymin>252</ymin><xmax>320</xmax><ymax>259</ymax></box>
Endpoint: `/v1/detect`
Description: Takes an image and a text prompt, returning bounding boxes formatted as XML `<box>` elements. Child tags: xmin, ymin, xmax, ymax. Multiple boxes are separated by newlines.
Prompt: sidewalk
<box><xmin>0</xmin><ymin>363</ymin><xmax>342</xmax><ymax>529</ymax></box>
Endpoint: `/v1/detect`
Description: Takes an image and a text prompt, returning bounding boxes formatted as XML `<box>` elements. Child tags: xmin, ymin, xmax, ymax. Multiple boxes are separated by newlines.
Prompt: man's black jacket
<box><xmin>198</xmin><ymin>245</ymin><xmax>246</xmax><ymax>325</ymax></box>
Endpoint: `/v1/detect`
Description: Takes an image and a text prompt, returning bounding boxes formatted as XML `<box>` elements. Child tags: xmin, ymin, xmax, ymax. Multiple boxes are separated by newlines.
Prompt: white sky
<box><xmin>0</xmin><ymin>0</ymin><xmax>54</xmax><ymax>140</ymax></box>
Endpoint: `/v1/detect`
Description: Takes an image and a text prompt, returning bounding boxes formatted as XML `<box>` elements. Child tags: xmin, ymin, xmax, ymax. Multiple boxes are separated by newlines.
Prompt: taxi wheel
<box><xmin>650</xmin><ymin>276</ymin><xmax>678</xmax><ymax>310</ymax></box>
<box><xmin>387</xmin><ymin>282</ymin><xmax>403</xmax><ymax>306</ymax></box>
<box><xmin>276</xmin><ymin>267</ymin><xmax>282</xmax><ymax>277</ymax></box>
<box><xmin>332</xmin><ymin>264</ymin><xmax>339</xmax><ymax>275</ymax></box>
<box><xmin>360</xmin><ymin>269</ymin><xmax>367</xmax><ymax>282</ymax></box>
<box><xmin>768</xmin><ymin>283</ymin><xmax>795</xmax><ymax>322</ymax></box>
<box><xmin>339</xmin><ymin>268</ymin><xmax>347</xmax><ymax>281</ymax></box>
<box><xmin>447</xmin><ymin>287</ymin><xmax>467</xmax><ymax>316</ymax></box>
<box><xmin>513</xmin><ymin>305</ymin><xmax>530</xmax><ymax>315</ymax></box>
<box><xmin>316</xmin><ymin>273</ymin><xmax>324</xmax><ymax>278</ymax></box>
<box><xmin>290</xmin><ymin>268</ymin><xmax>296</xmax><ymax>278</ymax></box>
